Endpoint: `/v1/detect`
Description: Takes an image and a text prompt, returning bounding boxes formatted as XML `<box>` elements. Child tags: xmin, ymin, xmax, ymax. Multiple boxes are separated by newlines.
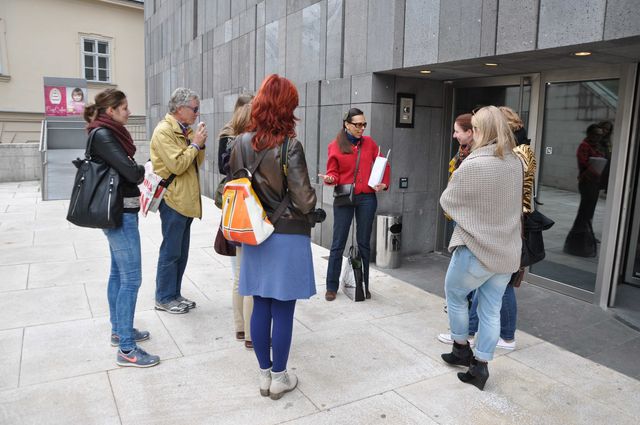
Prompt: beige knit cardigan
<box><xmin>440</xmin><ymin>144</ymin><xmax>523</xmax><ymax>274</ymax></box>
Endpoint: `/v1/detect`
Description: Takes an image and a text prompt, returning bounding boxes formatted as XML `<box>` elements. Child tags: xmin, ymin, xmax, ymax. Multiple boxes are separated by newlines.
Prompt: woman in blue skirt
<box><xmin>229</xmin><ymin>74</ymin><xmax>317</xmax><ymax>400</ymax></box>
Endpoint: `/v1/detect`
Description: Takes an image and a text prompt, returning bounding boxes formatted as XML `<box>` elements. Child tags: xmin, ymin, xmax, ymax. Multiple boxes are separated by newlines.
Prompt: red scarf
<box><xmin>86</xmin><ymin>114</ymin><xmax>136</xmax><ymax>157</ymax></box>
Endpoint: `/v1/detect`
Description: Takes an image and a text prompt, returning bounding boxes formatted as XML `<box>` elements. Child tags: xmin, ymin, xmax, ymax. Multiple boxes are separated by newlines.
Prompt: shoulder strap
<box><xmin>270</xmin><ymin>137</ymin><xmax>290</xmax><ymax>224</ymax></box>
<box><xmin>84</xmin><ymin>128</ymin><xmax>101</xmax><ymax>160</ymax></box>
<box><xmin>352</xmin><ymin>145</ymin><xmax>362</xmax><ymax>187</ymax></box>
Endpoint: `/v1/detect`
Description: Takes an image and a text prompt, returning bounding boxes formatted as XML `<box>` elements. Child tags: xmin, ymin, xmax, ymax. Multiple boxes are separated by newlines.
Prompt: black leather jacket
<box><xmin>89</xmin><ymin>128</ymin><xmax>145</xmax><ymax>213</ymax></box>
<box><xmin>229</xmin><ymin>133</ymin><xmax>317</xmax><ymax>236</ymax></box>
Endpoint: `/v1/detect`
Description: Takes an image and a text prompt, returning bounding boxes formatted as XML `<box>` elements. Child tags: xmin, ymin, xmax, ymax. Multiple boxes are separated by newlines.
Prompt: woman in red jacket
<box><xmin>319</xmin><ymin>108</ymin><xmax>390</xmax><ymax>301</ymax></box>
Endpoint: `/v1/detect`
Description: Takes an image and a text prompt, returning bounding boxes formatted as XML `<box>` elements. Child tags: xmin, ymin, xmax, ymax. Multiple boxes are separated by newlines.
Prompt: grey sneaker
<box><xmin>116</xmin><ymin>347</ymin><xmax>160</xmax><ymax>368</ymax></box>
<box><xmin>110</xmin><ymin>328</ymin><xmax>150</xmax><ymax>347</ymax></box>
<box><xmin>176</xmin><ymin>296</ymin><xmax>196</xmax><ymax>309</ymax></box>
<box><xmin>155</xmin><ymin>299</ymin><xmax>189</xmax><ymax>314</ymax></box>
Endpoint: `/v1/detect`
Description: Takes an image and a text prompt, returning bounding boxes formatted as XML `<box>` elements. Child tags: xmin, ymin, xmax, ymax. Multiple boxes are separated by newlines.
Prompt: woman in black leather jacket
<box><xmin>229</xmin><ymin>74</ymin><xmax>316</xmax><ymax>400</ymax></box>
<box><xmin>84</xmin><ymin>89</ymin><xmax>159</xmax><ymax>368</ymax></box>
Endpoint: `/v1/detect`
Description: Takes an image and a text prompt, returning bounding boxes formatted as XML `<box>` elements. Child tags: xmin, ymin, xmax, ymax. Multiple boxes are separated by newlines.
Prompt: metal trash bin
<box><xmin>376</xmin><ymin>214</ymin><xmax>402</xmax><ymax>269</ymax></box>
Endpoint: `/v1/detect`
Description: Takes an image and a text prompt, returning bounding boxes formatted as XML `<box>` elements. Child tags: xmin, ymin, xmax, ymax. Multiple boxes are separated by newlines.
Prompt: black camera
<box><xmin>308</xmin><ymin>208</ymin><xmax>326</xmax><ymax>225</ymax></box>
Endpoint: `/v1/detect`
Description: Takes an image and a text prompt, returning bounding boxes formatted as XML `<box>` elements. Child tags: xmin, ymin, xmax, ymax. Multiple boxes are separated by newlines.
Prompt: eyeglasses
<box><xmin>349</xmin><ymin>122</ymin><xmax>367</xmax><ymax>129</ymax></box>
<box><xmin>184</xmin><ymin>105</ymin><xmax>199</xmax><ymax>114</ymax></box>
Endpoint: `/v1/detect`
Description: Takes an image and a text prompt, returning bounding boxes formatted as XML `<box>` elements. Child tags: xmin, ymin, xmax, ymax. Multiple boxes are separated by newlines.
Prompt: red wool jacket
<box><xmin>325</xmin><ymin>135</ymin><xmax>391</xmax><ymax>194</ymax></box>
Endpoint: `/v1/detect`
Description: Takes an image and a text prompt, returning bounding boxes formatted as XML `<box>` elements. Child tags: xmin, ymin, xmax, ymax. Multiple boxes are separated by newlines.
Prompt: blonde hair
<box><xmin>471</xmin><ymin>106</ymin><xmax>516</xmax><ymax>158</ymax></box>
<box><xmin>498</xmin><ymin>106</ymin><xmax>524</xmax><ymax>132</ymax></box>
<box><xmin>218</xmin><ymin>96</ymin><xmax>253</xmax><ymax>139</ymax></box>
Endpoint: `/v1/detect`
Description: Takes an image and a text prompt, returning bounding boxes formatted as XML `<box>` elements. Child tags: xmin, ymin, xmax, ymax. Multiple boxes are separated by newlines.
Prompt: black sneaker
<box><xmin>110</xmin><ymin>328</ymin><xmax>150</xmax><ymax>347</ymax></box>
<box><xmin>116</xmin><ymin>347</ymin><xmax>160</xmax><ymax>368</ymax></box>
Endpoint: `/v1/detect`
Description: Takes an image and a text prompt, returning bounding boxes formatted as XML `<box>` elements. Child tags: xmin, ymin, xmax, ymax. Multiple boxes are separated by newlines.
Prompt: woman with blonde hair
<box><xmin>217</xmin><ymin>94</ymin><xmax>254</xmax><ymax>349</ymax></box>
<box><xmin>439</xmin><ymin>105</ymin><xmax>522</xmax><ymax>390</ymax></box>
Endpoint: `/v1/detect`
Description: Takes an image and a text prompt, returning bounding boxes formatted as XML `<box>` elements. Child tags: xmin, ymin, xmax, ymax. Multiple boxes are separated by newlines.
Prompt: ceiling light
<box><xmin>419</xmin><ymin>70</ymin><xmax>432</xmax><ymax>74</ymax></box>
<box><xmin>484</xmin><ymin>63</ymin><xmax>498</xmax><ymax>67</ymax></box>
<box><xmin>573</xmin><ymin>51</ymin><xmax>592</xmax><ymax>57</ymax></box>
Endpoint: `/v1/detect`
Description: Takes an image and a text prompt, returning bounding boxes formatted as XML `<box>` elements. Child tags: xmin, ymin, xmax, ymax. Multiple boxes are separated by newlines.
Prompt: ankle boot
<box><xmin>259</xmin><ymin>367</ymin><xmax>271</xmax><ymax>397</ymax></box>
<box><xmin>441</xmin><ymin>341</ymin><xmax>473</xmax><ymax>366</ymax></box>
<box><xmin>269</xmin><ymin>370</ymin><xmax>298</xmax><ymax>400</ymax></box>
<box><xmin>457</xmin><ymin>357</ymin><xmax>489</xmax><ymax>391</ymax></box>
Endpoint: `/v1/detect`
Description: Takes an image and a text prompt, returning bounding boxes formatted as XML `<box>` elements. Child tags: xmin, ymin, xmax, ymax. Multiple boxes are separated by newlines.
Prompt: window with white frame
<box><xmin>81</xmin><ymin>37</ymin><xmax>111</xmax><ymax>83</ymax></box>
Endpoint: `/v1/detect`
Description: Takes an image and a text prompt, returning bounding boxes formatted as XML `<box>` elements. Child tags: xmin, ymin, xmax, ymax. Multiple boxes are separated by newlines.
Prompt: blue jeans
<box><xmin>445</xmin><ymin>246</ymin><xmax>511</xmax><ymax>361</ymax></box>
<box><xmin>251</xmin><ymin>296</ymin><xmax>296</xmax><ymax>372</ymax></box>
<box><xmin>156</xmin><ymin>201</ymin><xmax>193</xmax><ymax>304</ymax></box>
<box><xmin>468</xmin><ymin>283</ymin><xmax>517</xmax><ymax>340</ymax></box>
<box><xmin>326</xmin><ymin>193</ymin><xmax>377</xmax><ymax>292</ymax></box>
<box><xmin>103</xmin><ymin>213</ymin><xmax>142</xmax><ymax>351</ymax></box>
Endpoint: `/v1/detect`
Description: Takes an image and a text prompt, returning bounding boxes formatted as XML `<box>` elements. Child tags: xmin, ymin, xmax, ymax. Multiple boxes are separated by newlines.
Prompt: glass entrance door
<box><xmin>529</xmin><ymin>79</ymin><xmax>619</xmax><ymax>297</ymax></box>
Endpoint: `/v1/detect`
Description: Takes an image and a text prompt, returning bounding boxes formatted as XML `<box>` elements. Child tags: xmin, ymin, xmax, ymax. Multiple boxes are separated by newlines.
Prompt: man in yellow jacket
<box><xmin>151</xmin><ymin>87</ymin><xmax>208</xmax><ymax>314</ymax></box>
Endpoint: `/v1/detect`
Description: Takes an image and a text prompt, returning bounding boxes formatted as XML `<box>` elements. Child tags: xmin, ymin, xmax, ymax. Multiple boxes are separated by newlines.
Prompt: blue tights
<box><xmin>251</xmin><ymin>296</ymin><xmax>296</xmax><ymax>372</ymax></box>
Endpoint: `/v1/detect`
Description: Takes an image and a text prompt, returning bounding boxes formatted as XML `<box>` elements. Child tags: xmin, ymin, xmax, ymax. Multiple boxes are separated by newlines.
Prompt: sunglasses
<box><xmin>349</xmin><ymin>122</ymin><xmax>367</xmax><ymax>129</ymax></box>
<box><xmin>184</xmin><ymin>105</ymin><xmax>199</xmax><ymax>114</ymax></box>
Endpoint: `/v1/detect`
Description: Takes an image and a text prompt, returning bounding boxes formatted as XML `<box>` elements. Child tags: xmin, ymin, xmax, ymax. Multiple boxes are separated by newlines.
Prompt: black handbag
<box><xmin>333</xmin><ymin>148</ymin><xmax>361</xmax><ymax>207</ymax></box>
<box><xmin>214</xmin><ymin>225</ymin><xmax>236</xmax><ymax>256</ymax></box>
<box><xmin>67</xmin><ymin>128</ymin><xmax>123</xmax><ymax>229</ymax></box>
<box><xmin>521</xmin><ymin>209</ymin><xmax>554</xmax><ymax>267</ymax></box>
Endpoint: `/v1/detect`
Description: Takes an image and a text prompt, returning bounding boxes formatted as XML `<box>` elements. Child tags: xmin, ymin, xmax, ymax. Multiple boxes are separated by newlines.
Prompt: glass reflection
<box><xmin>531</xmin><ymin>79</ymin><xmax>619</xmax><ymax>292</ymax></box>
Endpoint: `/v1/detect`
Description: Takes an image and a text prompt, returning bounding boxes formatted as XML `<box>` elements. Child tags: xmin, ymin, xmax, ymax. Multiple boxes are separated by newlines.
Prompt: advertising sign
<box><xmin>43</xmin><ymin>77</ymin><xmax>87</xmax><ymax>117</ymax></box>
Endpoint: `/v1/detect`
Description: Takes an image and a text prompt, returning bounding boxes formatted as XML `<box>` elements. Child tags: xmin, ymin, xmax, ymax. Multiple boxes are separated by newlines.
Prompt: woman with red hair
<box><xmin>229</xmin><ymin>74</ymin><xmax>317</xmax><ymax>400</ymax></box>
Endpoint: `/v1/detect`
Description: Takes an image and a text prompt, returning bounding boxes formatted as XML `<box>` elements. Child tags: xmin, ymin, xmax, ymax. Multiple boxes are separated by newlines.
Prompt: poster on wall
<box><xmin>43</xmin><ymin>77</ymin><xmax>87</xmax><ymax>117</ymax></box>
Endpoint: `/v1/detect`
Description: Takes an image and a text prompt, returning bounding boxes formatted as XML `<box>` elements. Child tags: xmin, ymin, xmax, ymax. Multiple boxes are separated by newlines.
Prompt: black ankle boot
<box><xmin>457</xmin><ymin>357</ymin><xmax>489</xmax><ymax>391</ymax></box>
<box><xmin>441</xmin><ymin>341</ymin><xmax>472</xmax><ymax>366</ymax></box>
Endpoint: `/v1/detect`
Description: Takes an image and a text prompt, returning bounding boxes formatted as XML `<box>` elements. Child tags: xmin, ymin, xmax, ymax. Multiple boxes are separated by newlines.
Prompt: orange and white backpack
<box><xmin>220</xmin><ymin>135</ymin><xmax>290</xmax><ymax>245</ymax></box>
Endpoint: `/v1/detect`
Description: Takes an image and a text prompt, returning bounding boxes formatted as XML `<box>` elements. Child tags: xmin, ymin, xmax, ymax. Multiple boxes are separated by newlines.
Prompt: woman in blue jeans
<box><xmin>319</xmin><ymin>108</ymin><xmax>390</xmax><ymax>301</ymax></box>
<box><xmin>84</xmin><ymin>89</ymin><xmax>160</xmax><ymax>368</ymax></box>
<box><xmin>439</xmin><ymin>106</ymin><xmax>522</xmax><ymax>390</ymax></box>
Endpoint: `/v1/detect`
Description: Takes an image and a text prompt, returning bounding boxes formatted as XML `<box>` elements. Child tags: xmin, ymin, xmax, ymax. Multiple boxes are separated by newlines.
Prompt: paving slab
<box><xmin>28</xmin><ymin>257</ymin><xmax>111</xmax><ymax>288</ymax></box>
<box><xmin>19</xmin><ymin>310</ymin><xmax>182</xmax><ymax>386</ymax></box>
<box><xmin>0</xmin><ymin>285</ymin><xmax>92</xmax><ymax>330</ymax></box>
<box><xmin>0</xmin><ymin>373</ymin><xmax>120</xmax><ymax>425</ymax></box>
<box><xmin>289</xmin><ymin>323</ymin><xmax>449</xmax><ymax>409</ymax></box>
<box><xmin>108</xmin><ymin>350</ymin><xmax>319</xmax><ymax>425</ymax></box>
<box><xmin>0</xmin><ymin>243</ymin><xmax>77</xmax><ymax>266</ymax></box>
<box><xmin>0</xmin><ymin>264</ymin><xmax>29</xmax><ymax>292</ymax></box>
<box><xmin>0</xmin><ymin>328</ymin><xmax>23</xmax><ymax>391</ymax></box>
<box><xmin>286</xmin><ymin>391</ymin><xmax>438</xmax><ymax>424</ymax></box>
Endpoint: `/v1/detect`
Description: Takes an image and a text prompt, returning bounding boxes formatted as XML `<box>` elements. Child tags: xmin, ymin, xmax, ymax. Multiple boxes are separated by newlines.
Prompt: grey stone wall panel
<box><xmin>604</xmin><ymin>0</ymin><xmax>640</xmax><ymax>40</ymax></box>
<box><xmin>438</xmin><ymin>0</ymin><xmax>483</xmax><ymax>63</ymax></box>
<box><xmin>325</xmin><ymin>0</ymin><xmax>344</xmax><ymax>79</ymax></box>
<box><xmin>343</xmin><ymin>0</ymin><xmax>368</xmax><ymax>76</ymax></box>
<box><xmin>256</xmin><ymin>26</ymin><xmax>266</xmax><ymax>85</ymax></box>
<box><xmin>372</xmin><ymin>74</ymin><xmax>395</xmax><ymax>104</ymax></box>
<box><xmin>403</xmin><ymin>0</ymin><xmax>439</xmax><ymax>68</ymax></box>
<box><xmin>217</xmin><ymin>0</ymin><xmax>232</xmax><ymax>26</ymax></box>
<box><xmin>321</xmin><ymin>77</ymin><xmax>351</xmax><ymax>106</ymax></box>
<box><xmin>538</xmin><ymin>0</ymin><xmax>606</xmax><ymax>49</ymax></box>
<box><xmin>288</xmin><ymin>0</ymin><xmax>323</xmax><ymax>14</ymax></box>
<box><xmin>240</xmin><ymin>6</ymin><xmax>257</xmax><ymax>36</ymax></box>
<box><xmin>366</xmin><ymin>0</ymin><xmax>400</xmax><ymax>72</ymax></box>
<box><xmin>257</xmin><ymin>0</ymin><xmax>266</xmax><ymax>27</ymax></box>
<box><xmin>497</xmin><ymin>0</ymin><xmax>538</xmax><ymax>54</ymax></box>
<box><xmin>351</xmin><ymin>74</ymin><xmax>373</xmax><ymax>104</ymax></box>
<box><xmin>480</xmin><ymin>0</ymin><xmax>498</xmax><ymax>56</ymax></box>
<box><xmin>232</xmin><ymin>0</ymin><xmax>247</xmax><ymax>17</ymax></box>
<box><xmin>285</xmin><ymin>10</ymin><xmax>305</xmax><ymax>86</ymax></box>
<box><xmin>265</xmin><ymin>0</ymin><xmax>287</xmax><ymax>24</ymax></box>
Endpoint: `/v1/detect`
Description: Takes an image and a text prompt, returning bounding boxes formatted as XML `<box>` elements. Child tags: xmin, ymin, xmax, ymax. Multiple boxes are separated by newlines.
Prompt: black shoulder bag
<box><xmin>333</xmin><ymin>147</ymin><xmax>361</xmax><ymax>207</ymax></box>
<box><xmin>67</xmin><ymin>128</ymin><xmax>123</xmax><ymax>229</ymax></box>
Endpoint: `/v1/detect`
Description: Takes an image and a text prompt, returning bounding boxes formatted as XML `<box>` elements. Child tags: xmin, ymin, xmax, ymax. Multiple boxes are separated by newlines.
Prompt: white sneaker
<box><xmin>437</xmin><ymin>333</ymin><xmax>475</xmax><ymax>347</ymax></box>
<box><xmin>497</xmin><ymin>337</ymin><xmax>516</xmax><ymax>350</ymax></box>
<box><xmin>269</xmin><ymin>370</ymin><xmax>297</xmax><ymax>400</ymax></box>
<box><xmin>259</xmin><ymin>368</ymin><xmax>271</xmax><ymax>397</ymax></box>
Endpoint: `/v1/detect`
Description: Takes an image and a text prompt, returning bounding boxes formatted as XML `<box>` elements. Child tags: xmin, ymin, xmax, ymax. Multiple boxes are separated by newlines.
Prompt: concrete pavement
<box><xmin>0</xmin><ymin>181</ymin><xmax>638</xmax><ymax>425</ymax></box>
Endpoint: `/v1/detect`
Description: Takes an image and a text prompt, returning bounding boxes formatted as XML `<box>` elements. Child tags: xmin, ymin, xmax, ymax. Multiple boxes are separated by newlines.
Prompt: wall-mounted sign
<box><xmin>43</xmin><ymin>77</ymin><xmax>87</xmax><ymax>117</ymax></box>
<box><xmin>396</xmin><ymin>93</ymin><xmax>415</xmax><ymax>128</ymax></box>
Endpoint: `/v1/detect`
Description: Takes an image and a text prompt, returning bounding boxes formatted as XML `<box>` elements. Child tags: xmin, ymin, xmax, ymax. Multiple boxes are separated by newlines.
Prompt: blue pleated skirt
<box><xmin>239</xmin><ymin>233</ymin><xmax>316</xmax><ymax>301</ymax></box>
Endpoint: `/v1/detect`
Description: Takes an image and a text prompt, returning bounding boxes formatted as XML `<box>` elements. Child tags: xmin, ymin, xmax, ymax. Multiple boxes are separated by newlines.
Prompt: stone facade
<box><xmin>144</xmin><ymin>0</ymin><xmax>640</xmax><ymax>256</ymax></box>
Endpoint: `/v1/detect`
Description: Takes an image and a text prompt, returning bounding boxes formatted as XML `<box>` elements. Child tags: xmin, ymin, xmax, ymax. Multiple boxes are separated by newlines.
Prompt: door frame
<box><xmin>437</xmin><ymin>74</ymin><xmax>541</xmax><ymax>253</ymax></box>
<box><xmin>525</xmin><ymin>64</ymin><xmax>638</xmax><ymax>306</ymax></box>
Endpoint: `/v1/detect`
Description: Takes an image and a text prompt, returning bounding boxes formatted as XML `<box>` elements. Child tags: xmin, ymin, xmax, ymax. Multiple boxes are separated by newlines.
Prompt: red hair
<box><xmin>248</xmin><ymin>74</ymin><xmax>298</xmax><ymax>151</ymax></box>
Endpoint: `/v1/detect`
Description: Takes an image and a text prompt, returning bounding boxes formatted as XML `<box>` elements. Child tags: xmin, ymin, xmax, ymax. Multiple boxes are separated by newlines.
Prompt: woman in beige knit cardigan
<box><xmin>439</xmin><ymin>106</ymin><xmax>523</xmax><ymax>391</ymax></box>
